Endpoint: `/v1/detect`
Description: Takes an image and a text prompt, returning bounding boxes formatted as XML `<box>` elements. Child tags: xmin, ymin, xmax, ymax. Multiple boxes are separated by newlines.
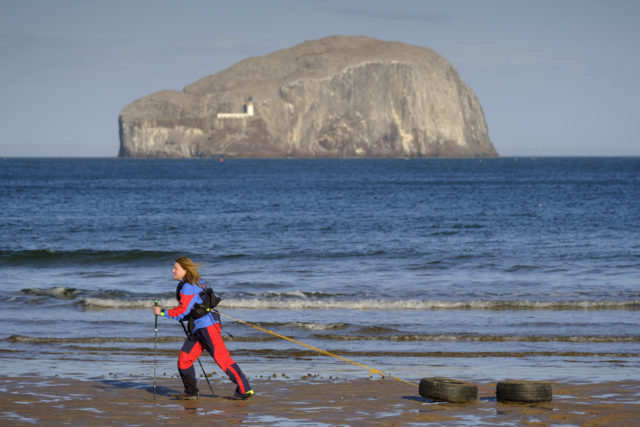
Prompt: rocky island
<box><xmin>118</xmin><ymin>35</ymin><xmax>498</xmax><ymax>158</ymax></box>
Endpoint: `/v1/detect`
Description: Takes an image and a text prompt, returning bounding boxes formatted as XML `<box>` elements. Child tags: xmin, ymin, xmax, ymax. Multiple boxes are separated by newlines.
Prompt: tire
<box><xmin>496</xmin><ymin>380</ymin><xmax>552</xmax><ymax>403</ymax></box>
<box><xmin>419</xmin><ymin>377</ymin><xmax>478</xmax><ymax>403</ymax></box>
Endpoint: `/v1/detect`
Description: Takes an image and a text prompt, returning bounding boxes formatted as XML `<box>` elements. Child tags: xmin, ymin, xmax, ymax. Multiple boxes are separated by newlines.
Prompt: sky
<box><xmin>1</xmin><ymin>0</ymin><xmax>639</xmax><ymax>157</ymax></box>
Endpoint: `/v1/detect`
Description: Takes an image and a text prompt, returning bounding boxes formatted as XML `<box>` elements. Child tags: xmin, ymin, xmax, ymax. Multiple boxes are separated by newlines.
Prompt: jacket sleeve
<box><xmin>166</xmin><ymin>283</ymin><xmax>199</xmax><ymax>320</ymax></box>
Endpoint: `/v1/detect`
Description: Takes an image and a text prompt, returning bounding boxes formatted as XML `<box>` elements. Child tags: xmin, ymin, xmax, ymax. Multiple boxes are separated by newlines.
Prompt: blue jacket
<box><xmin>165</xmin><ymin>279</ymin><xmax>219</xmax><ymax>332</ymax></box>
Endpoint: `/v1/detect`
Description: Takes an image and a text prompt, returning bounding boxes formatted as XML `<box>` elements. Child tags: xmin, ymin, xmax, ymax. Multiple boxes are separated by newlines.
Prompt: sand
<box><xmin>0</xmin><ymin>375</ymin><xmax>639</xmax><ymax>426</ymax></box>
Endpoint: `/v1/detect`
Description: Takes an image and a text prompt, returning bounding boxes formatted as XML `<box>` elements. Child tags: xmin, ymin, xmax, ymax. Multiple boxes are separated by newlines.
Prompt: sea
<box><xmin>0</xmin><ymin>157</ymin><xmax>638</xmax><ymax>385</ymax></box>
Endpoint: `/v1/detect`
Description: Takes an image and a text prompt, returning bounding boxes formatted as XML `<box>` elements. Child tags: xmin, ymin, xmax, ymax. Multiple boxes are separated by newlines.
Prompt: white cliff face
<box><xmin>120</xmin><ymin>121</ymin><xmax>206</xmax><ymax>157</ymax></box>
<box><xmin>118</xmin><ymin>36</ymin><xmax>497</xmax><ymax>158</ymax></box>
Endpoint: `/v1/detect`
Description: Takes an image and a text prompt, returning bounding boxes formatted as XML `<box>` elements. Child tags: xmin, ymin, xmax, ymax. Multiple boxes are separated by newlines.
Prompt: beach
<box><xmin>1</xmin><ymin>375</ymin><xmax>639</xmax><ymax>426</ymax></box>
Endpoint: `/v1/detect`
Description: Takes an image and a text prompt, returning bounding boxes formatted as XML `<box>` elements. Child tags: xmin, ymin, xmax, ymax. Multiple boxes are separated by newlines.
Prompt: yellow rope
<box><xmin>216</xmin><ymin>311</ymin><xmax>416</xmax><ymax>388</ymax></box>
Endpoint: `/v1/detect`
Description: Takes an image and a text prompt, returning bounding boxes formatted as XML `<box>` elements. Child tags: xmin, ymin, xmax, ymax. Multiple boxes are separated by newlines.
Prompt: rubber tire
<box><xmin>496</xmin><ymin>380</ymin><xmax>552</xmax><ymax>403</ymax></box>
<box><xmin>419</xmin><ymin>377</ymin><xmax>478</xmax><ymax>403</ymax></box>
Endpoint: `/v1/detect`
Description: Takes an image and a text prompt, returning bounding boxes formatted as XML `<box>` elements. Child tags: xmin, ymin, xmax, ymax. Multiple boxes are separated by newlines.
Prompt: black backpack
<box><xmin>189</xmin><ymin>284</ymin><xmax>222</xmax><ymax>320</ymax></box>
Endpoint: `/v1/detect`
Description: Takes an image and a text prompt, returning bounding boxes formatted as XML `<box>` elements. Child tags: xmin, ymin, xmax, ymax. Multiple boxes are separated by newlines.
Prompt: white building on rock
<box><xmin>217</xmin><ymin>98</ymin><xmax>254</xmax><ymax>119</ymax></box>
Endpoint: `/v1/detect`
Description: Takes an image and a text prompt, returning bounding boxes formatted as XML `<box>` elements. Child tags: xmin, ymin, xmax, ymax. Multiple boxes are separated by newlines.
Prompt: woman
<box><xmin>153</xmin><ymin>257</ymin><xmax>254</xmax><ymax>400</ymax></box>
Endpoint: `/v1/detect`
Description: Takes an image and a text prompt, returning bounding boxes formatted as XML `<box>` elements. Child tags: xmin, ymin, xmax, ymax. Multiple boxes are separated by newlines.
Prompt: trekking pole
<box><xmin>180</xmin><ymin>321</ymin><xmax>215</xmax><ymax>396</ymax></box>
<box><xmin>153</xmin><ymin>299</ymin><xmax>158</xmax><ymax>396</ymax></box>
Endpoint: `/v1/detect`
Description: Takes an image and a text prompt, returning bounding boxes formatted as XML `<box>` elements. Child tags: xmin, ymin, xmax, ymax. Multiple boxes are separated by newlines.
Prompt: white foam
<box><xmin>81</xmin><ymin>297</ymin><xmax>175</xmax><ymax>309</ymax></box>
<box><xmin>218</xmin><ymin>298</ymin><xmax>639</xmax><ymax>311</ymax></box>
<box><xmin>22</xmin><ymin>286</ymin><xmax>79</xmax><ymax>299</ymax></box>
<box><xmin>79</xmin><ymin>296</ymin><xmax>640</xmax><ymax>311</ymax></box>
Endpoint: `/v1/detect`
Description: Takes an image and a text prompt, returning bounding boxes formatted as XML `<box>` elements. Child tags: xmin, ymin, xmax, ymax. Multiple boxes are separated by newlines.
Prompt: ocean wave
<box><xmin>81</xmin><ymin>297</ymin><xmax>175</xmax><ymax>309</ymax></box>
<box><xmin>6</xmin><ymin>334</ymin><xmax>638</xmax><ymax>359</ymax></box>
<box><xmin>232</xmin><ymin>349</ymin><xmax>640</xmax><ymax>359</ymax></box>
<box><xmin>5</xmin><ymin>332</ymin><xmax>637</xmax><ymax>347</ymax></box>
<box><xmin>0</xmin><ymin>247</ymin><xmax>411</xmax><ymax>267</ymax></box>
<box><xmin>250</xmin><ymin>321</ymin><xmax>350</xmax><ymax>331</ymax></box>
<box><xmin>1</xmin><ymin>249</ymin><xmax>178</xmax><ymax>266</ymax></box>
<box><xmin>16</xmin><ymin>287</ymin><xmax>170</xmax><ymax>306</ymax></box>
<box><xmin>79</xmin><ymin>296</ymin><xmax>640</xmax><ymax>311</ymax></box>
<box><xmin>310</xmin><ymin>333</ymin><xmax>640</xmax><ymax>343</ymax></box>
<box><xmin>219</xmin><ymin>298</ymin><xmax>640</xmax><ymax>311</ymax></box>
<box><xmin>4</xmin><ymin>335</ymin><xmax>181</xmax><ymax>344</ymax></box>
<box><xmin>21</xmin><ymin>286</ymin><xmax>80</xmax><ymax>299</ymax></box>
<box><xmin>14</xmin><ymin>286</ymin><xmax>639</xmax><ymax>311</ymax></box>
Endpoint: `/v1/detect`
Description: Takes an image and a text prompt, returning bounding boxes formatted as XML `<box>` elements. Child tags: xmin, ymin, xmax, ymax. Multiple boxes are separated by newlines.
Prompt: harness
<box><xmin>177</xmin><ymin>280</ymin><xmax>222</xmax><ymax>332</ymax></box>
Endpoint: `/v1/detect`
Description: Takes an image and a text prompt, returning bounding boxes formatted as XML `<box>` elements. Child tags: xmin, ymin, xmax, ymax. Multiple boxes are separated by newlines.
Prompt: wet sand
<box><xmin>0</xmin><ymin>375</ymin><xmax>638</xmax><ymax>426</ymax></box>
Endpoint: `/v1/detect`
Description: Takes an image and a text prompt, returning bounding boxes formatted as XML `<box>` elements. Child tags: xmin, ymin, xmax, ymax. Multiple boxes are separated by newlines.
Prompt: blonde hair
<box><xmin>175</xmin><ymin>256</ymin><xmax>203</xmax><ymax>284</ymax></box>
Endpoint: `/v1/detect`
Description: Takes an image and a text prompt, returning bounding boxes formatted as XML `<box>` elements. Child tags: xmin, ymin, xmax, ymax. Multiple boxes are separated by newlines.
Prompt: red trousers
<box><xmin>178</xmin><ymin>323</ymin><xmax>251</xmax><ymax>396</ymax></box>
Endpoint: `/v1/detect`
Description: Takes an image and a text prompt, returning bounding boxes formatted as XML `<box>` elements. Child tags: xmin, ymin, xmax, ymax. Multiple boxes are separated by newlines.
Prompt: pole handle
<box><xmin>153</xmin><ymin>299</ymin><xmax>159</xmax><ymax>330</ymax></box>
